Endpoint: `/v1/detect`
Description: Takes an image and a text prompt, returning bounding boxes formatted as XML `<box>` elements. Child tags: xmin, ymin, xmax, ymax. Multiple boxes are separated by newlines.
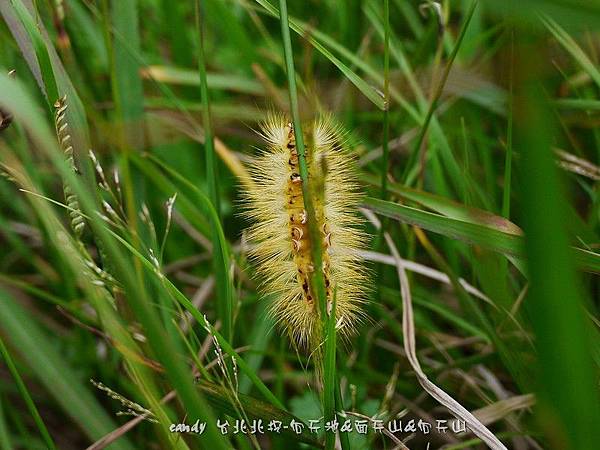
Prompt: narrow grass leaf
<box><xmin>134</xmin><ymin>153</ymin><xmax>234</xmax><ymax>343</ymax></box>
<box><xmin>8</xmin><ymin>0</ymin><xmax>59</xmax><ymax>105</ymax></box>
<box><xmin>0</xmin><ymin>336</ymin><xmax>57</xmax><ymax>450</ymax></box>
<box><xmin>323</xmin><ymin>291</ymin><xmax>336</xmax><ymax>450</ymax></box>
<box><xmin>110</xmin><ymin>0</ymin><xmax>144</xmax><ymax>149</ymax></box>
<box><xmin>361</xmin><ymin>174</ymin><xmax>523</xmax><ymax>235</ymax></box>
<box><xmin>362</xmin><ymin>196</ymin><xmax>600</xmax><ymax>274</ymax></box>
<box><xmin>255</xmin><ymin>0</ymin><xmax>386</xmax><ymax>110</ymax></box>
<box><xmin>142</xmin><ymin>65</ymin><xmax>265</xmax><ymax>95</ymax></box>
<box><xmin>514</xmin><ymin>44</ymin><xmax>600</xmax><ymax>449</ymax></box>
<box><xmin>0</xmin><ymin>288</ymin><xmax>135</xmax><ymax>450</ymax></box>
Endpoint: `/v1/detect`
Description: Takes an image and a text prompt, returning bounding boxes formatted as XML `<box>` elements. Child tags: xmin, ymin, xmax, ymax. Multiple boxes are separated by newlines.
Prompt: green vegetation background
<box><xmin>0</xmin><ymin>1</ymin><xmax>599</xmax><ymax>449</ymax></box>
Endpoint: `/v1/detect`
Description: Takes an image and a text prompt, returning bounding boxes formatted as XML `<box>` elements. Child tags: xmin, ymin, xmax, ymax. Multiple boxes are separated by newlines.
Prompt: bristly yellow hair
<box><xmin>241</xmin><ymin>112</ymin><xmax>369</xmax><ymax>349</ymax></box>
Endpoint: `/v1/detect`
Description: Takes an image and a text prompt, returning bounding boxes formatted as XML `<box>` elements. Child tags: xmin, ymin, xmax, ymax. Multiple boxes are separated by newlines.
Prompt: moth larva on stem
<box><xmin>241</xmin><ymin>113</ymin><xmax>369</xmax><ymax>349</ymax></box>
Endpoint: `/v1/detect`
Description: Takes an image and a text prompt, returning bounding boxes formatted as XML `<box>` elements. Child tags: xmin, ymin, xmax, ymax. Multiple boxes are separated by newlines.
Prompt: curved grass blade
<box><xmin>361</xmin><ymin>173</ymin><xmax>523</xmax><ymax>235</ymax></box>
<box><xmin>8</xmin><ymin>0</ymin><xmax>58</xmax><ymax>105</ymax></box>
<box><xmin>362</xmin><ymin>196</ymin><xmax>600</xmax><ymax>274</ymax></box>
<box><xmin>141</xmin><ymin>65</ymin><xmax>265</xmax><ymax>95</ymax></box>
<box><xmin>254</xmin><ymin>0</ymin><xmax>385</xmax><ymax>110</ymax></box>
<box><xmin>543</xmin><ymin>16</ymin><xmax>600</xmax><ymax>89</ymax></box>
<box><xmin>98</xmin><ymin>223</ymin><xmax>285</xmax><ymax>412</ymax></box>
<box><xmin>0</xmin><ymin>336</ymin><xmax>57</xmax><ymax>450</ymax></box>
<box><xmin>195</xmin><ymin>0</ymin><xmax>230</xmax><ymax>341</ymax></box>
<box><xmin>0</xmin><ymin>288</ymin><xmax>135</xmax><ymax>450</ymax></box>
<box><xmin>383</xmin><ymin>234</ymin><xmax>508</xmax><ymax>450</ymax></box>
<box><xmin>132</xmin><ymin>153</ymin><xmax>233</xmax><ymax>344</ymax></box>
<box><xmin>0</xmin><ymin>73</ymin><xmax>230</xmax><ymax>450</ymax></box>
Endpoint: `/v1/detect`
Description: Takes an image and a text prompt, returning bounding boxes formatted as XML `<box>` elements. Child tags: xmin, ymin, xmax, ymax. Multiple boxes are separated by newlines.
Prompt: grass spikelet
<box><xmin>91</xmin><ymin>380</ymin><xmax>158</xmax><ymax>423</ymax></box>
<box><xmin>54</xmin><ymin>95</ymin><xmax>85</xmax><ymax>237</ymax></box>
<box><xmin>241</xmin><ymin>112</ymin><xmax>369</xmax><ymax>349</ymax></box>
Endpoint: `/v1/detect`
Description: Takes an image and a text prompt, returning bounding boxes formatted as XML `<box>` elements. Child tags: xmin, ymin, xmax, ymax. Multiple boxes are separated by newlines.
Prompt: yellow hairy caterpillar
<box><xmin>241</xmin><ymin>113</ymin><xmax>369</xmax><ymax>349</ymax></box>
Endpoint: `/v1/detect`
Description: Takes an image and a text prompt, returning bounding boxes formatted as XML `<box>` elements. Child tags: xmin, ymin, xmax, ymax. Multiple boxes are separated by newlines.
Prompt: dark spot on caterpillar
<box><xmin>290</xmin><ymin>173</ymin><xmax>301</xmax><ymax>183</ymax></box>
<box><xmin>302</xmin><ymin>280</ymin><xmax>309</xmax><ymax>293</ymax></box>
<box><xmin>291</xmin><ymin>226</ymin><xmax>303</xmax><ymax>240</ymax></box>
<box><xmin>287</xmin><ymin>142</ymin><xmax>295</xmax><ymax>149</ymax></box>
<box><xmin>325</xmin><ymin>278</ymin><xmax>330</xmax><ymax>287</ymax></box>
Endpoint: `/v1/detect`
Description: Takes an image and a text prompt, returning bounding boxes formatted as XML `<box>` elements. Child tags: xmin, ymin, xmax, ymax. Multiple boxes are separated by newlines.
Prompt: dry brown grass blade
<box><xmin>383</xmin><ymin>232</ymin><xmax>508</xmax><ymax>450</ymax></box>
<box><xmin>360</xmin><ymin>248</ymin><xmax>491</xmax><ymax>304</ymax></box>
<box><xmin>555</xmin><ymin>148</ymin><xmax>600</xmax><ymax>181</ymax></box>
<box><xmin>472</xmin><ymin>394</ymin><xmax>535</xmax><ymax>426</ymax></box>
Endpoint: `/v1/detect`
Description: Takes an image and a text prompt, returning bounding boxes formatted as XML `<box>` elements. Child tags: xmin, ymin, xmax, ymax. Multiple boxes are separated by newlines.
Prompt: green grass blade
<box><xmin>333</xmin><ymin>374</ymin><xmax>351</xmax><ymax>450</ymax></box>
<box><xmin>0</xmin><ymin>288</ymin><xmax>135</xmax><ymax>450</ymax></box>
<box><xmin>502</xmin><ymin>32</ymin><xmax>514</xmax><ymax>220</ymax></box>
<box><xmin>543</xmin><ymin>16</ymin><xmax>600</xmax><ymax>89</ymax></box>
<box><xmin>514</xmin><ymin>44</ymin><xmax>600</xmax><ymax>449</ymax></box>
<box><xmin>255</xmin><ymin>0</ymin><xmax>386</xmax><ymax>110</ymax></box>
<box><xmin>142</xmin><ymin>65</ymin><xmax>265</xmax><ymax>94</ymax></box>
<box><xmin>553</xmin><ymin>98</ymin><xmax>600</xmax><ymax>110</ymax></box>
<box><xmin>9</xmin><ymin>0</ymin><xmax>59</xmax><ymax>106</ymax></box>
<box><xmin>362</xmin><ymin>196</ymin><xmax>600</xmax><ymax>273</ymax></box>
<box><xmin>401</xmin><ymin>1</ymin><xmax>478</xmax><ymax>183</ymax></box>
<box><xmin>278</xmin><ymin>0</ymin><xmax>327</xmax><ymax>322</ymax></box>
<box><xmin>380</xmin><ymin>0</ymin><xmax>390</xmax><ymax>201</ymax></box>
<box><xmin>0</xmin><ymin>73</ymin><xmax>229</xmax><ymax>450</ymax></box>
<box><xmin>0</xmin><ymin>336</ymin><xmax>57</xmax><ymax>450</ymax></box>
<box><xmin>133</xmin><ymin>153</ymin><xmax>234</xmax><ymax>343</ymax></box>
<box><xmin>361</xmin><ymin>173</ymin><xmax>523</xmax><ymax>234</ymax></box>
<box><xmin>110</xmin><ymin>0</ymin><xmax>144</xmax><ymax>149</ymax></box>
<box><xmin>323</xmin><ymin>292</ymin><xmax>336</xmax><ymax>450</ymax></box>
<box><xmin>195</xmin><ymin>0</ymin><xmax>230</xmax><ymax>342</ymax></box>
